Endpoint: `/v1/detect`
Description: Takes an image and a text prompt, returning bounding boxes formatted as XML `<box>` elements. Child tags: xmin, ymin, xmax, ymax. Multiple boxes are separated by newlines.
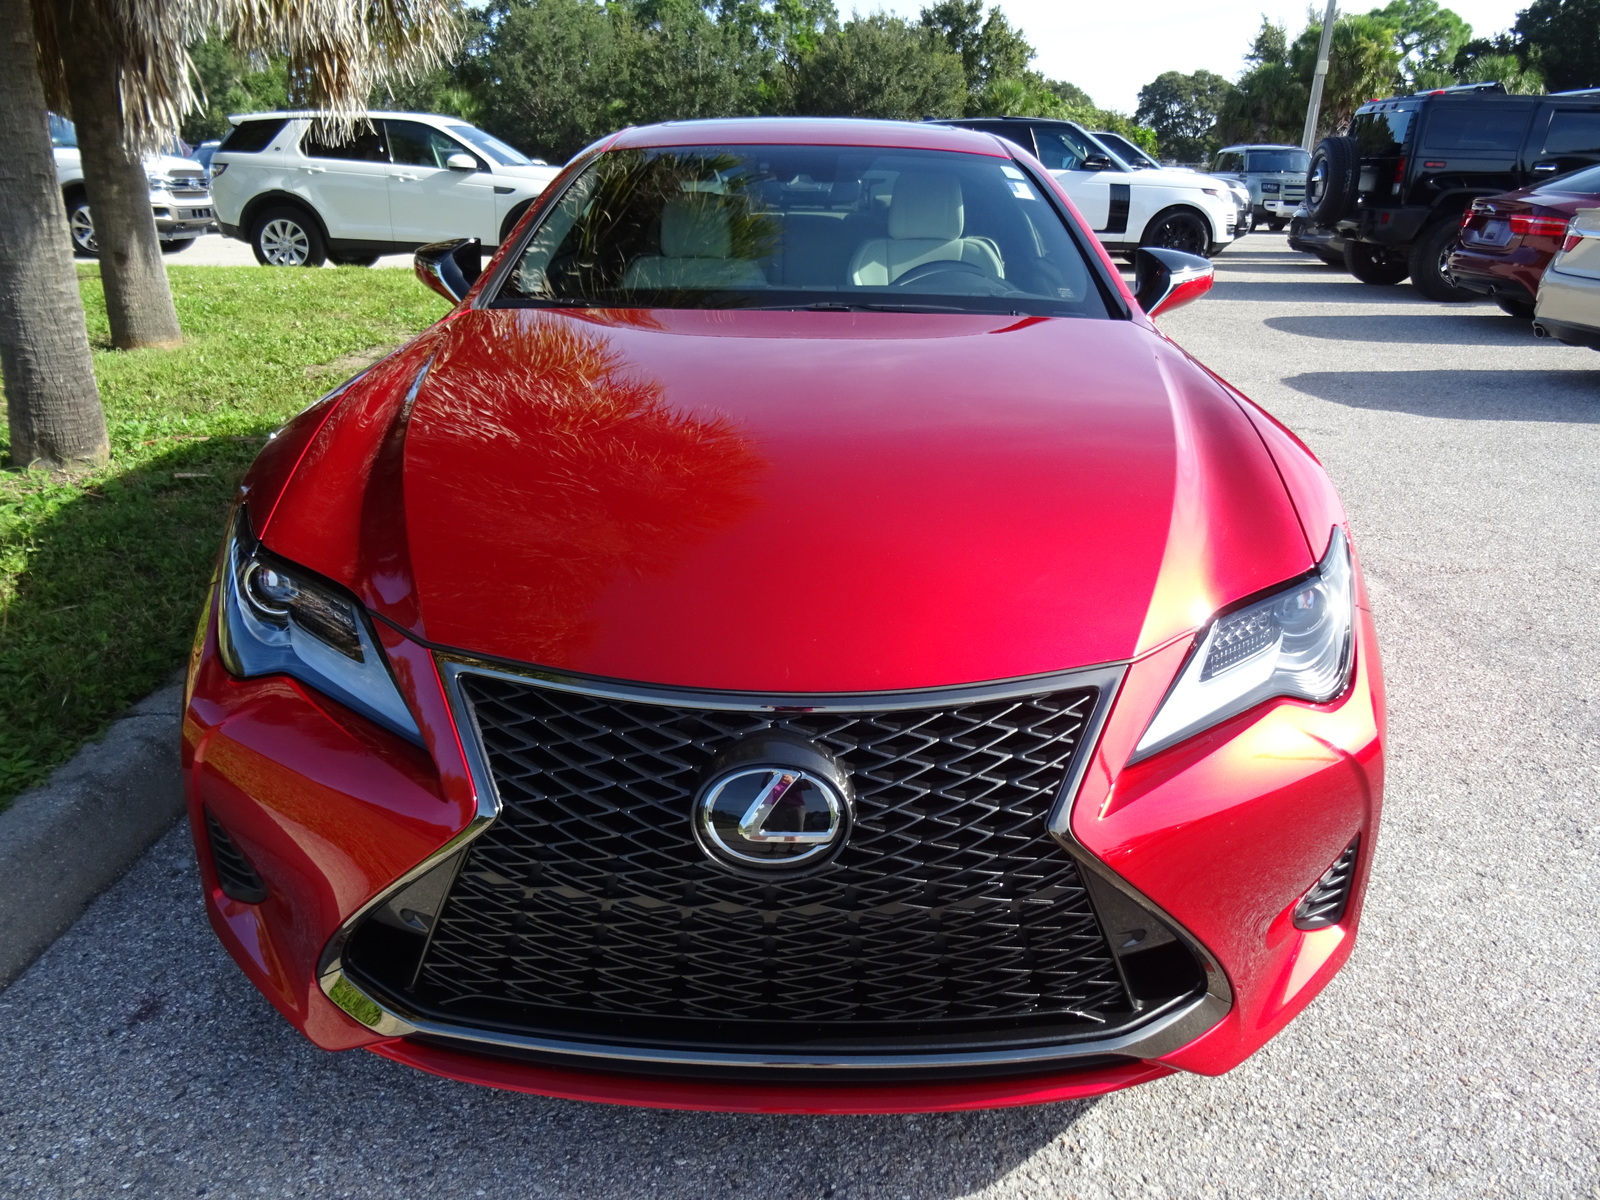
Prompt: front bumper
<box><xmin>184</xmin><ymin>565</ymin><xmax>1384</xmax><ymax>1112</ymax></box>
<box><xmin>151</xmin><ymin>189</ymin><xmax>217</xmax><ymax>240</ymax></box>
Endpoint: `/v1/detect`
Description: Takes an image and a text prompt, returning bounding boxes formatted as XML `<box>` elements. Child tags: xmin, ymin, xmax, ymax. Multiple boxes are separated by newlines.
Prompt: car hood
<box><xmin>490</xmin><ymin>162</ymin><xmax>561</xmax><ymax>184</ymax></box>
<box><xmin>146</xmin><ymin>153</ymin><xmax>206</xmax><ymax>174</ymax></box>
<box><xmin>260</xmin><ymin>308</ymin><xmax>1312</xmax><ymax>693</ymax></box>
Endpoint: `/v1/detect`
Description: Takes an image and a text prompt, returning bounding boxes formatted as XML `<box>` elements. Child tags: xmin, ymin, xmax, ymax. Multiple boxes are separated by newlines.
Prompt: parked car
<box><xmin>1448</xmin><ymin>164</ymin><xmax>1600</xmax><ymax>317</ymax></box>
<box><xmin>50</xmin><ymin>114</ymin><xmax>216</xmax><ymax>257</ymax></box>
<box><xmin>1207</xmin><ymin>144</ymin><xmax>1309</xmax><ymax>231</ymax></box>
<box><xmin>209</xmin><ymin>110</ymin><xmax>560</xmax><ymax>266</ymax></box>
<box><xmin>1294</xmin><ymin>82</ymin><xmax>1600</xmax><ymax>299</ymax></box>
<box><xmin>193</xmin><ymin>139</ymin><xmax>222</xmax><ymax>176</ymax></box>
<box><xmin>1096</xmin><ymin>130</ymin><xmax>1256</xmax><ymax>236</ymax></box>
<box><xmin>937</xmin><ymin>117</ymin><xmax>1239</xmax><ymax>257</ymax></box>
<box><xmin>1533</xmin><ymin>207</ymin><xmax>1600</xmax><ymax>348</ymax></box>
<box><xmin>184</xmin><ymin>117</ymin><xmax>1383</xmax><ymax>1114</ymax></box>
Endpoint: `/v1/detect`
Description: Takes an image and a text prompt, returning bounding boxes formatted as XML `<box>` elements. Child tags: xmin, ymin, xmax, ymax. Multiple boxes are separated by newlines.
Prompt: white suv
<box><xmin>210</xmin><ymin>111</ymin><xmax>561</xmax><ymax>266</ymax></box>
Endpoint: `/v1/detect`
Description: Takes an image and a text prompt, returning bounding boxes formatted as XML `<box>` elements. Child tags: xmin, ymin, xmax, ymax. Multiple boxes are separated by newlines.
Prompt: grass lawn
<box><xmin>0</xmin><ymin>264</ymin><xmax>446</xmax><ymax>810</ymax></box>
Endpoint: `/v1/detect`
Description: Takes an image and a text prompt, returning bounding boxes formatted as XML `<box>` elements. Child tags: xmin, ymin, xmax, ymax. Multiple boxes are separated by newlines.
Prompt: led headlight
<box><xmin>216</xmin><ymin>509</ymin><xmax>421</xmax><ymax>743</ymax></box>
<box><xmin>1134</xmin><ymin>529</ymin><xmax>1354</xmax><ymax>760</ymax></box>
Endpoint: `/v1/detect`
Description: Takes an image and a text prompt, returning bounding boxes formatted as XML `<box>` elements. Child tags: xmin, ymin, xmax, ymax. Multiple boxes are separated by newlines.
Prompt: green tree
<box><xmin>1291</xmin><ymin>13</ymin><xmax>1403</xmax><ymax>135</ymax></box>
<box><xmin>182</xmin><ymin>38</ymin><xmax>290</xmax><ymax>144</ymax></box>
<box><xmin>1514</xmin><ymin>0</ymin><xmax>1600</xmax><ymax>91</ymax></box>
<box><xmin>792</xmin><ymin>14</ymin><xmax>966</xmax><ymax>120</ymax></box>
<box><xmin>1453</xmin><ymin>34</ymin><xmax>1546</xmax><ymax>92</ymax></box>
<box><xmin>1370</xmin><ymin>0</ymin><xmax>1472</xmax><ymax>87</ymax></box>
<box><xmin>918</xmin><ymin>0</ymin><xmax>1032</xmax><ymax>109</ymax></box>
<box><xmin>616</xmin><ymin>0</ymin><xmax>767</xmax><ymax>127</ymax></box>
<box><xmin>1135</xmin><ymin>69</ymin><xmax>1235</xmax><ymax>161</ymax></box>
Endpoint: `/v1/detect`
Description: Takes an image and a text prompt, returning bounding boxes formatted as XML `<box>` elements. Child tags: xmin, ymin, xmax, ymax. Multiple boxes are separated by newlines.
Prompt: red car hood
<box><xmin>261</xmin><ymin>307</ymin><xmax>1312</xmax><ymax>693</ymax></box>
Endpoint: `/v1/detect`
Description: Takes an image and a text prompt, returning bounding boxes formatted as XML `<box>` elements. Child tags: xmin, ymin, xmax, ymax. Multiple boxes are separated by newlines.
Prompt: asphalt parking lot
<box><xmin>4</xmin><ymin>236</ymin><xmax>1599</xmax><ymax>1199</ymax></box>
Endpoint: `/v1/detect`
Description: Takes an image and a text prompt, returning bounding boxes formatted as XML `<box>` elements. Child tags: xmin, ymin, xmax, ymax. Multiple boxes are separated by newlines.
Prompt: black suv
<box><xmin>1292</xmin><ymin>83</ymin><xmax>1600</xmax><ymax>298</ymax></box>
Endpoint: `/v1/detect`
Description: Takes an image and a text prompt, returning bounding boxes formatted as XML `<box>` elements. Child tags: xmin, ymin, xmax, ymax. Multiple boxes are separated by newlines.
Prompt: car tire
<box><xmin>1407</xmin><ymin>220</ymin><xmax>1477</xmax><ymax>302</ymax></box>
<box><xmin>1267</xmin><ymin>217</ymin><xmax>1287</xmax><ymax>232</ymax></box>
<box><xmin>65</xmin><ymin>196</ymin><xmax>99</xmax><ymax>257</ymax></box>
<box><xmin>1307</xmin><ymin>137</ymin><xmax>1359</xmax><ymax>225</ymax></box>
<box><xmin>500</xmin><ymin>200</ymin><xmax>534</xmax><ymax>246</ymax></box>
<box><xmin>251</xmin><ymin>205</ymin><xmax>326</xmax><ymax>267</ymax></box>
<box><xmin>1344</xmin><ymin>241</ymin><xmax>1410</xmax><ymax>285</ymax></box>
<box><xmin>1495</xmin><ymin>295</ymin><xmax>1536</xmax><ymax>319</ymax></box>
<box><xmin>160</xmin><ymin>238</ymin><xmax>195</xmax><ymax>255</ymax></box>
<box><xmin>1141</xmin><ymin>207</ymin><xmax>1212</xmax><ymax>257</ymax></box>
<box><xmin>1314</xmin><ymin>252</ymin><xmax>1346</xmax><ymax>268</ymax></box>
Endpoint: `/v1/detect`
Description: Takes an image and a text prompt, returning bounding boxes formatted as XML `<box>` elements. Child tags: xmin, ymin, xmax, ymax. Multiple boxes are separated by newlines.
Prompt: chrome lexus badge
<box><xmin>693</xmin><ymin>739</ymin><xmax>852</xmax><ymax>871</ymax></box>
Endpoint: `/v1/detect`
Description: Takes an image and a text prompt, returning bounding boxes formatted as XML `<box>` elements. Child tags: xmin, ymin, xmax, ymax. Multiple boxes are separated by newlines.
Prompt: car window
<box><xmin>48</xmin><ymin>113</ymin><xmax>77</xmax><ymax>148</ymax></box>
<box><xmin>496</xmin><ymin>144</ymin><xmax>1112</xmax><ymax>319</ymax></box>
<box><xmin>218</xmin><ymin>118</ymin><xmax>287</xmax><ymax>154</ymax></box>
<box><xmin>1543</xmin><ymin>162</ymin><xmax>1600</xmax><ymax>192</ymax></box>
<box><xmin>1351</xmin><ymin>110</ymin><xmax>1413</xmax><ymax>155</ymax></box>
<box><xmin>301</xmin><ymin>120</ymin><xmax>388</xmax><ymax>162</ymax></box>
<box><xmin>386</xmin><ymin>120</ymin><xmax>480</xmax><ymax>169</ymax></box>
<box><xmin>1033</xmin><ymin>127</ymin><xmax>1096</xmax><ymax>171</ymax></box>
<box><xmin>445</xmin><ymin>124</ymin><xmax>536</xmax><ymax>166</ymax></box>
<box><xmin>1421</xmin><ymin>105</ymin><xmax>1534</xmax><ymax>152</ymax></box>
<box><xmin>1543</xmin><ymin>111</ymin><xmax>1600</xmax><ymax>157</ymax></box>
<box><xmin>1246</xmin><ymin>149</ymin><xmax>1308</xmax><ymax>173</ymax></box>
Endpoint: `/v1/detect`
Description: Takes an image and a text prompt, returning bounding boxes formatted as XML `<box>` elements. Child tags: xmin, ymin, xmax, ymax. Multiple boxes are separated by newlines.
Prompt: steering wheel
<box><xmin>892</xmin><ymin>259</ymin><xmax>991</xmax><ymax>287</ymax></box>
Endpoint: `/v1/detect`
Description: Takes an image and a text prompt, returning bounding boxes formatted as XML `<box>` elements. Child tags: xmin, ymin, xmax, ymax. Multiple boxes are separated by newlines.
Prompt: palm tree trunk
<box><xmin>54</xmin><ymin>0</ymin><xmax>183</xmax><ymax>351</ymax></box>
<box><xmin>0</xmin><ymin>0</ymin><xmax>108</xmax><ymax>469</ymax></box>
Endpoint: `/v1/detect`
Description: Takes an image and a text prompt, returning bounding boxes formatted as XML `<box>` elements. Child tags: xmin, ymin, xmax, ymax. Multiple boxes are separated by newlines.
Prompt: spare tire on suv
<box><xmin>1307</xmin><ymin>137</ymin><xmax>1359</xmax><ymax>225</ymax></box>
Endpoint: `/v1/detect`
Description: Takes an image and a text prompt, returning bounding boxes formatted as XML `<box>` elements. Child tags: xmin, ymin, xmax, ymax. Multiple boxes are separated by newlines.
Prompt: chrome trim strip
<box><xmin>318</xmin><ymin>655</ymin><xmax>1233</xmax><ymax>1069</ymax></box>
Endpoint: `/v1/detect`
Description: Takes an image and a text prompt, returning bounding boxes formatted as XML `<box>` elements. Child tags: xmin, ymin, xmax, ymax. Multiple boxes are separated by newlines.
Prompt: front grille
<box><xmin>370</xmin><ymin>672</ymin><xmax>1134</xmax><ymax>1051</ymax></box>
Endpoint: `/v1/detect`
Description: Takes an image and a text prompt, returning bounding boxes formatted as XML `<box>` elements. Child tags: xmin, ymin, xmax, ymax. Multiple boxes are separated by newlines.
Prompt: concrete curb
<box><xmin>0</xmin><ymin>680</ymin><xmax>185</xmax><ymax>988</ymax></box>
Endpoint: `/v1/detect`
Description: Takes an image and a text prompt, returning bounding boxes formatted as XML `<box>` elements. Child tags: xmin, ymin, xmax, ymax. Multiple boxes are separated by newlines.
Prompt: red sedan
<box><xmin>184</xmin><ymin>119</ymin><xmax>1384</xmax><ymax>1114</ymax></box>
<box><xmin>1450</xmin><ymin>164</ymin><xmax>1600</xmax><ymax>318</ymax></box>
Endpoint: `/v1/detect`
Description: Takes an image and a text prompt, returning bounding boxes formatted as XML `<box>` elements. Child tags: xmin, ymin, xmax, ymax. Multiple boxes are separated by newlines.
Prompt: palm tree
<box><xmin>1</xmin><ymin>0</ymin><xmax>457</xmax><ymax>469</ymax></box>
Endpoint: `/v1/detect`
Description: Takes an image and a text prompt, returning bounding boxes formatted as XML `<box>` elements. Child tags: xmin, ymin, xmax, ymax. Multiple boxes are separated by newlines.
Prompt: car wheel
<box><xmin>1407</xmin><ymin>221</ymin><xmax>1477</xmax><ymax>302</ymax></box>
<box><xmin>251</xmin><ymin>206</ymin><xmax>326</xmax><ymax>267</ymax></box>
<box><xmin>1141</xmin><ymin>208</ymin><xmax>1212</xmax><ymax>257</ymax></box>
<box><xmin>160</xmin><ymin>238</ymin><xmax>196</xmax><ymax>255</ymax></box>
<box><xmin>1307</xmin><ymin>137</ymin><xmax>1359</xmax><ymax>225</ymax></box>
<box><xmin>331</xmin><ymin>253</ymin><xmax>380</xmax><ymax>267</ymax></box>
<box><xmin>1343</xmin><ymin>241</ymin><xmax>1410</xmax><ymax>285</ymax></box>
<box><xmin>1267</xmin><ymin>218</ymin><xmax>1287</xmax><ymax>232</ymax></box>
<box><xmin>1495</xmin><ymin>296</ymin><xmax>1536</xmax><ymax>319</ymax></box>
<box><xmin>65</xmin><ymin>196</ymin><xmax>99</xmax><ymax>257</ymax></box>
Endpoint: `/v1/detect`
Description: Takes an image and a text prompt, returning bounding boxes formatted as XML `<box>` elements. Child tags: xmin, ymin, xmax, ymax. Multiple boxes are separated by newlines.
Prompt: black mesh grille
<box><xmin>205</xmin><ymin>809</ymin><xmax>267</xmax><ymax>903</ymax></box>
<box><xmin>1293</xmin><ymin>838</ymin><xmax>1360</xmax><ymax>930</ymax></box>
<box><xmin>386</xmin><ymin>673</ymin><xmax>1132</xmax><ymax>1047</ymax></box>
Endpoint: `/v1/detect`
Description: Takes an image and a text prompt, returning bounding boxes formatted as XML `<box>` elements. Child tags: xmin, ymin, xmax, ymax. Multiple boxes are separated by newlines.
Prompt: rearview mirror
<box><xmin>1132</xmin><ymin>247</ymin><xmax>1213</xmax><ymax>318</ymax></box>
<box><xmin>445</xmin><ymin>152</ymin><xmax>477</xmax><ymax>172</ymax></box>
<box><xmin>1081</xmin><ymin>154</ymin><xmax>1115</xmax><ymax>171</ymax></box>
<box><xmin>414</xmin><ymin>237</ymin><xmax>482</xmax><ymax>303</ymax></box>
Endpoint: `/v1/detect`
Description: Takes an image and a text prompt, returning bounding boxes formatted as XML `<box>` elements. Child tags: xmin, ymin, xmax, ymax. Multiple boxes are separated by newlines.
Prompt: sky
<box><xmin>845</xmin><ymin>0</ymin><xmax>1530</xmax><ymax>113</ymax></box>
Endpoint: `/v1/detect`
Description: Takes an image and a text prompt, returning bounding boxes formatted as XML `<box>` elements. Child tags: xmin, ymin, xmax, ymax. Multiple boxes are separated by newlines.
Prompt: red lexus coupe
<box><xmin>1450</xmin><ymin>163</ymin><xmax>1600</xmax><ymax>318</ymax></box>
<box><xmin>183</xmin><ymin>119</ymin><xmax>1384</xmax><ymax>1114</ymax></box>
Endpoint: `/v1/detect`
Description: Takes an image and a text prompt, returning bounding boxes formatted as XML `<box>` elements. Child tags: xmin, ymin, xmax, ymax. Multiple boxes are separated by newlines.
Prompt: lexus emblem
<box><xmin>693</xmin><ymin>756</ymin><xmax>851</xmax><ymax>871</ymax></box>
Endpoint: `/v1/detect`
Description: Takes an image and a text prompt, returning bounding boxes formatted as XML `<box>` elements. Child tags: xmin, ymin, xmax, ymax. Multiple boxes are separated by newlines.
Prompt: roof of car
<box><xmin>227</xmin><ymin>110</ymin><xmax>465</xmax><ymax>123</ymax></box>
<box><xmin>609</xmin><ymin>117</ymin><xmax>1010</xmax><ymax>156</ymax></box>
<box><xmin>1215</xmin><ymin>144</ymin><xmax>1306</xmax><ymax>152</ymax></box>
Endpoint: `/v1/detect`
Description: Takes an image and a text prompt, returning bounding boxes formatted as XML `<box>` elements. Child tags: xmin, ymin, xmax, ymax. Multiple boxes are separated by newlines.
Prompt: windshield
<box><xmin>496</xmin><ymin>145</ymin><xmax>1111</xmax><ymax>318</ymax></box>
<box><xmin>1099</xmin><ymin>133</ymin><xmax>1158</xmax><ymax>168</ymax></box>
<box><xmin>446</xmin><ymin>124</ymin><xmax>536</xmax><ymax>166</ymax></box>
<box><xmin>1246</xmin><ymin>149</ymin><xmax>1309</xmax><ymax>173</ymax></box>
<box><xmin>49</xmin><ymin>113</ymin><xmax>77</xmax><ymax>148</ymax></box>
<box><xmin>1543</xmin><ymin>163</ymin><xmax>1600</xmax><ymax>193</ymax></box>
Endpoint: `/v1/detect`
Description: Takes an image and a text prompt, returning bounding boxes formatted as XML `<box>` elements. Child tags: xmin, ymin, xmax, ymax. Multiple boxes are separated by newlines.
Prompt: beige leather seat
<box><xmin>848</xmin><ymin>173</ymin><xmax>1004</xmax><ymax>286</ymax></box>
<box><xmin>624</xmin><ymin>196</ymin><xmax>768</xmax><ymax>290</ymax></box>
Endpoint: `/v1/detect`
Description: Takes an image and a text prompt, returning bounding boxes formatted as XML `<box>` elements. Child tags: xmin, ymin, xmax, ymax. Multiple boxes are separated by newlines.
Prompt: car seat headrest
<box><xmin>888</xmin><ymin>173</ymin><xmax>963</xmax><ymax>241</ymax></box>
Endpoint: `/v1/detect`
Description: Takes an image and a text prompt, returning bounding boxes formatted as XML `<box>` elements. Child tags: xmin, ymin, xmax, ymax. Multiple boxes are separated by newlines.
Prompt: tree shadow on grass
<box><xmin>0</xmin><ymin>434</ymin><xmax>268</xmax><ymax>807</ymax></box>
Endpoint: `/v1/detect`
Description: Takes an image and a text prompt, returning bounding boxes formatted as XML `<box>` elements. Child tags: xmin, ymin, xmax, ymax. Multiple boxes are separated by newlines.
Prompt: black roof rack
<box><xmin>1408</xmin><ymin>81</ymin><xmax>1507</xmax><ymax>96</ymax></box>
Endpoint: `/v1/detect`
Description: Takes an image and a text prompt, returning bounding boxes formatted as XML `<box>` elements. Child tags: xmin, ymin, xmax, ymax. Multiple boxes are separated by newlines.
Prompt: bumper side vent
<box><xmin>1293</xmin><ymin>837</ymin><xmax>1360</xmax><ymax>931</ymax></box>
<box><xmin>205</xmin><ymin>810</ymin><xmax>268</xmax><ymax>903</ymax></box>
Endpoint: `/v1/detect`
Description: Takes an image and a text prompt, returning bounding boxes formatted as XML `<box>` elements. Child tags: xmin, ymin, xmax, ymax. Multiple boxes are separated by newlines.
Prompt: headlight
<box><xmin>216</xmin><ymin>509</ymin><xmax>422</xmax><ymax>743</ymax></box>
<box><xmin>1262</xmin><ymin>181</ymin><xmax>1281</xmax><ymax>193</ymax></box>
<box><xmin>147</xmin><ymin>173</ymin><xmax>169</xmax><ymax>191</ymax></box>
<box><xmin>1133</xmin><ymin>529</ymin><xmax>1355</xmax><ymax>760</ymax></box>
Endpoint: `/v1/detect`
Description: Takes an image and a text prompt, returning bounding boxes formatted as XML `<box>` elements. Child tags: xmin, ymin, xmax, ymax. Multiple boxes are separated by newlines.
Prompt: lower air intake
<box><xmin>204</xmin><ymin>809</ymin><xmax>267</xmax><ymax>903</ymax></box>
<box><xmin>1293</xmin><ymin>838</ymin><xmax>1360</xmax><ymax>930</ymax></box>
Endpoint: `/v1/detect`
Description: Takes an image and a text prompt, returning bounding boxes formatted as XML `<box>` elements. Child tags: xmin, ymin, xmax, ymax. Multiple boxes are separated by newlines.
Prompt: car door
<box><xmin>1413</xmin><ymin>100</ymin><xmax>1535</xmax><ymax>207</ymax></box>
<box><xmin>1528</xmin><ymin>106</ymin><xmax>1600</xmax><ymax>182</ymax></box>
<box><xmin>297</xmin><ymin>119</ymin><xmax>392</xmax><ymax>241</ymax></box>
<box><xmin>1031</xmin><ymin>126</ymin><xmax>1116</xmax><ymax>232</ymax></box>
<box><xmin>383</xmin><ymin>120</ymin><xmax>499</xmax><ymax>247</ymax></box>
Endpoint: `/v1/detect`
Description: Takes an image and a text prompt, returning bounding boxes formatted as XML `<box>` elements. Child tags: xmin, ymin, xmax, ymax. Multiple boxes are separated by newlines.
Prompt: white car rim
<box><xmin>260</xmin><ymin>219</ymin><xmax>310</xmax><ymax>266</ymax></box>
<box><xmin>69</xmin><ymin>206</ymin><xmax>97</xmax><ymax>253</ymax></box>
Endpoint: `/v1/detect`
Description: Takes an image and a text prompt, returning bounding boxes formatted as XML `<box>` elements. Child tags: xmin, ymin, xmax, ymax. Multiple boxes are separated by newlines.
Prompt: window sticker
<box><xmin>1001</xmin><ymin>165</ymin><xmax>1026</xmax><ymax>180</ymax></box>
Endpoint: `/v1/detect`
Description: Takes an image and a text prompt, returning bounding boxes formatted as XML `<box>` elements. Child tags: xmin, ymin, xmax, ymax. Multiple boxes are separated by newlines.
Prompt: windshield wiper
<box><xmin>748</xmin><ymin>301</ymin><xmax>979</xmax><ymax>314</ymax></box>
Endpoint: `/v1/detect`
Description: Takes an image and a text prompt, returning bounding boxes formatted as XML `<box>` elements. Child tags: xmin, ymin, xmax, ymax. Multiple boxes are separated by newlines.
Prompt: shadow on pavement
<box><xmin>1285</xmin><ymin>368</ymin><xmax>1600</xmax><ymax>421</ymax></box>
<box><xmin>1266</xmin><ymin>313</ymin><xmax>1539</xmax><ymax>346</ymax></box>
<box><xmin>0</xmin><ymin>826</ymin><xmax>1107</xmax><ymax>1199</ymax></box>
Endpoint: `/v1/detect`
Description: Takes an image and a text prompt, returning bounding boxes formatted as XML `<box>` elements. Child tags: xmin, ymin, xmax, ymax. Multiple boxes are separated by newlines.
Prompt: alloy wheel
<box><xmin>69</xmin><ymin>206</ymin><xmax>97</xmax><ymax>254</ymax></box>
<box><xmin>1149</xmin><ymin>214</ymin><xmax>1208</xmax><ymax>256</ymax></box>
<box><xmin>260</xmin><ymin>219</ymin><xmax>311</xmax><ymax>266</ymax></box>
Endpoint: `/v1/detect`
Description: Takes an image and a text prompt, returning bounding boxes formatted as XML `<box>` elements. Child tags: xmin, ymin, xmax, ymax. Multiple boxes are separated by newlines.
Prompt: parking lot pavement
<box><xmin>5</xmin><ymin>235</ymin><xmax>1599</xmax><ymax>1200</ymax></box>
<box><xmin>154</xmin><ymin>234</ymin><xmax>412</xmax><ymax>268</ymax></box>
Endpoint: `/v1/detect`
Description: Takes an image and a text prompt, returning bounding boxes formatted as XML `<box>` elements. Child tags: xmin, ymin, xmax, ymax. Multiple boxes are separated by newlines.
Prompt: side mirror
<box><xmin>1132</xmin><ymin>246</ymin><xmax>1213</xmax><ymax>318</ymax></box>
<box><xmin>445</xmin><ymin>152</ymin><xmax>477</xmax><ymax>172</ymax></box>
<box><xmin>1081</xmin><ymin>154</ymin><xmax>1115</xmax><ymax>172</ymax></box>
<box><xmin>414</xmin><ymin>237</ymin><xmax>481</xmax><ymax>303</ymax></box>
